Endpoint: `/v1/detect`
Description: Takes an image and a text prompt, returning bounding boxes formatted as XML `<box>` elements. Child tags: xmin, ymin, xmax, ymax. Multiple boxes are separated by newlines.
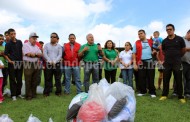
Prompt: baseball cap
<box><xmin>29</xmin><ymin>32</ymin><xmax>39</xmax><ymax>38</ymax></box>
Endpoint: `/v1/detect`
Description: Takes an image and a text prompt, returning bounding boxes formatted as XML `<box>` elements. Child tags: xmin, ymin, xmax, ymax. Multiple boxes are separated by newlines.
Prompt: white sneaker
<box><xmin>18</xmin><ymin>95</ymin><xmax>25</xmax><ymax>99</ymax></box>
<box><xmin>12</xmin><ymin>96</ymin><xmax>17</xmax><ymax>101</ymax></box>
<box><xmin>151</xmin><ymin>95</ymin><xmax>156</xmax><ymax>98</ymax></box>
<box><xmin>137</xmin><ymin>93</ymin><xmax>145</xmax><ymax>96</ymax></box>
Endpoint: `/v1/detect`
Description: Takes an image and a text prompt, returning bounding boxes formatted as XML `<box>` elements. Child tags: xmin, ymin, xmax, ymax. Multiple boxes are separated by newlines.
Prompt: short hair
<box><xmin>138</xmin><ymin>29</ymin><xmax>146</xmax><ymax>34</ymax></box>
<box><xmin>187</xmin><ymin>29</ymin><xmax>190</xmax><ymax>33</ymax></box>
<box><xmin>69</xmin><ymin>33</ymin><xmax>76</xmax><ymax>38</ymax></box>
<box><xmin>166</xmin><ymin>24</ymin><xmax>175</xmax><ymax>30</ymax></box>
<box><xmin>104</xmin><ymin>40</ymin><xmax>115</xmax><ymax>49</ymax></box>
<box><xmin>0</xmin><ymin>34</ymin><xmax>3</xmax><ymax>37</ymax></box>
<box><xmin>8</xmin><ymin>28</ymin><xmax>15</xmax><ymax>34</ymax></box>
<box><xmin>154</xmin><ymin>31</ymin><xmax>160</xmax><ymax>35</ymax></box>
<box><xmin>4</xmin><ymin>31</ymin><xmax>9</xmax><ymax>35</ymax></box>
<box><xmin>86</xmin><ymin>33</ymin><xmax>93</xmax><ymax>39</ymax></box>
<box><xmin>51</xmin><ymin>32</ymin><xmax>59</xmax><ymax>39</ymax></box>
<box><xmin>39</xmin><ymin>41</ymin><xmax>44</xmax><ymax>44</ymax></box>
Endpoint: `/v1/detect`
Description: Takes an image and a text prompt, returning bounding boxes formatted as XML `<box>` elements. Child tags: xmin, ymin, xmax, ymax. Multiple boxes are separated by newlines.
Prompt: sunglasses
<box><xmin>0</xmin><ymin>38</ymin><xmax>4</xmax><ymax>40</ymax></box>
<box><xmin>166</xmin><ymin>29</ymin><xmax>173</xmax><ymax>31</ymax></box>
<box><xmin>51</xmin><ymin>36</ymin><xmax>57</xmax><ymax>38</ymax></box>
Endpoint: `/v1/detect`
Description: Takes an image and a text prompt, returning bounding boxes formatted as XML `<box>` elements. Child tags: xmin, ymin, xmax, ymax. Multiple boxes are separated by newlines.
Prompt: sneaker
<box><xmin>18</xmin><ymin>95</ymin><xmax>25</xmax><ymax>99</ymax></box>
<box><xmin>159</xmin><ymin>96</ymin><xmax>167</xmax><ymax>101</ymax></box>
<box><xmin>172</xmin><ymin>93</ymin><xmax>178</xmax><ymax>97</ymax></box>
<box><xmin>150</xmin><ymin>95</ymin><xmax>156</xmax><ymax>98</ymax></box>
<box><xmin>179</xmin><ymin>99</ymin><xmax>186</xmax><ymax>104</ymax></box>
<box><xmin>0</xmin><ymin>101</ymin><xmax>3</xmax><ymax>103</ymax></box>
<box><xmin>185</xmin><ymin>94</ymin><xmax>190</xmax><ymax>98</ymax></box>
<box><xmin>12</xmin><ymin>96</ymin><xmax>17</xmax><ymax>101</ymax></box>
<box><xmin>137</xmin><ymin>93</ymin><xmax>145</xmax><ymax>97</ymax></box>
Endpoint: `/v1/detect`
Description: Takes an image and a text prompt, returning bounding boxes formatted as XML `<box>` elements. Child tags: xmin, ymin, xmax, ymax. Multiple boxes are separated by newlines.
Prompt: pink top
<box><xmin>23</xmin><ymin>42</ymin><xmax>42</xmax><ymax>62</ymax></box>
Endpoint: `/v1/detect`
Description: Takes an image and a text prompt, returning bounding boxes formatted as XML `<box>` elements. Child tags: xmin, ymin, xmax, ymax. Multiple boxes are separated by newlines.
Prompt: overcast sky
<box><xmin>0</xmin><ymin>0</ymin><xmax>190</xmax><ymax>47</ymax></box>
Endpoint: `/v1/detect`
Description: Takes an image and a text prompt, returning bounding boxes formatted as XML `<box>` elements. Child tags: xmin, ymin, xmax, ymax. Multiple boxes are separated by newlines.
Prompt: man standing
<box><xmin>36</xmin><ymin>41</ymin><xmax>44</xmax><ymax>86</ymax></box>
<box><xmin>181</xmin><ymin>30</ymin><xmax>190</xmax><ymax>98</ymax></box>
<box><xmin>4</xmin><ymin>28</ymin><xmax>24</xmax><ymax>101</ymax></box>
<box><xmin>43</xmin><ymin>33</ymin><xmax>62</xmax><ymax>96</ymax></box>
<box><xmin>159</xmin><ymin>24</ymin><xmax>186</xmax><ymax>103</ymax></box>
<box><xmin>133</xmin><ymin>30</ymin><xmax>156</xmax><ymax>98</ymax></box>
<box><xmin>23</xmin><ymin>32</ymin><xmax>42</xmax><ymax>100</ymax></box>
<box><xmin>63</xmin><ymin>34</ymin><xmax>82</xmax><ymax>94</ymax></box>
<box><xmin>78</xmin><ymin>33</ymin><xmax>103</xmax><ymax>93</ymax></box>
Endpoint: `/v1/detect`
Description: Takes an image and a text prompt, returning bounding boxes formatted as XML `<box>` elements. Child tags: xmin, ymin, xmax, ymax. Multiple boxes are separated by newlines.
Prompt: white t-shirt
<box><xmin>0</xmin><ymin>60</ymin><xmax>4</xmax><ymax>77</ymax></box>
<box><xmin>119</xmin><ymin>50</ymin><xmax>133</xmax><ymax>69</ymax></box>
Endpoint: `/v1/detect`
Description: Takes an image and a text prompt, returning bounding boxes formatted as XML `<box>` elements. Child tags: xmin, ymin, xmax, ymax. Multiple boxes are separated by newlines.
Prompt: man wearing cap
<box><xmin>23</xmin><ymin>32</ymin><xmax>42</xmax><ymax>100</ymax></box>
<box><xmin>43</xmin><ymin>32</ymin><xmax>62</xmax><ymax>96</ymax></box>
<box><xmin>78</xmin><ymin>33</ymin><xmax>103</xmax><ymax>93</ymax></box>
<box><xmin>4</xmin><ymin>28</ymin><xmax>24</xmax><ymax>101</ymax></box>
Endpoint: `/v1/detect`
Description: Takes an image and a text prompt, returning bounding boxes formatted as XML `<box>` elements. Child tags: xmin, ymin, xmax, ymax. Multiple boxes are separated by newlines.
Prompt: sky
<box><xmin>0</xmin><ymin>0</ymin><xmax>190</xmax><ymax>47</ymax></box>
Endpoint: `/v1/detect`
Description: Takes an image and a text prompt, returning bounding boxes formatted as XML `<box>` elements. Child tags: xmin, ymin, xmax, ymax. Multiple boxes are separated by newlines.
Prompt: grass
<box><xmin>0</xmin><ymin>69</ymin><xmax>190</xmax><ymax>122</ymax></box>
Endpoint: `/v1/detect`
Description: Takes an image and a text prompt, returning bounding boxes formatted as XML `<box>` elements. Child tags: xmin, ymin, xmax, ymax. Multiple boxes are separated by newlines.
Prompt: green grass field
<box><xmin>0</xmin><ymin>69</ymin><xmax>190</xmax><ymax>122</ymax></box>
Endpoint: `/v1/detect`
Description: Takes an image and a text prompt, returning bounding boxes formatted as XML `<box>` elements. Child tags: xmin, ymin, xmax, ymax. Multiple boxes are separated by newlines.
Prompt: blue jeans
<box><xmin>64</xmin><ymin>66</ymin><xmax>82</xmax><ymax>94</ymax></box>
<box><xmin>121</xmin><ymin>69</ymin><xmax>133</xmax><ymax>88</ymax></box>
<box><xmin>83</xmin><ymin>62</ymin><xmax>99</xmax><ymax>92</ymax></box>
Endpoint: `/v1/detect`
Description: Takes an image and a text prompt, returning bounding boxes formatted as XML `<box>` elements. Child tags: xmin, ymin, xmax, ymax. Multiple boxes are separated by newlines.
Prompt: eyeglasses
<box><xmin>51</xmin><ymin>36</ymin><xmax>57</xmax><ymax>38</ymax></box>
<box><xmin>166</xmin><ymin>28</ymin><xmax>173</xmax><ymax>31</ymax></box>
<box><xmin>0</xmin><ymin>38</ymin><xmax>4</xmax><ymax>40</ymax></box>
<box><xmin>125</xmin><ymin>45</ymin><xmax>130</xmax><ymax>46</ymax></box>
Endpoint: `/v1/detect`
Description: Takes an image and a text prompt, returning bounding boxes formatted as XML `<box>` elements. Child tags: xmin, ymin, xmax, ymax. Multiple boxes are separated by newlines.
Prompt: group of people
<box><xmin>0</xmin><ymin>23</ymin><xmax>189</xmax><ymax>104</ymax></box>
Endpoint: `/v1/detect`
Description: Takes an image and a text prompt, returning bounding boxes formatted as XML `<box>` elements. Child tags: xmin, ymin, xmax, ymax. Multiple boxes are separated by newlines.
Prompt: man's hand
<box><xmin>8</xmin><ymin>60</ymin><xmax>14</xmax><ymax>65</ymax></box>
<box><xmin>152</xmin><ymin>49</ymin><xmax>157</xmax><ymax>55</ymax></box>
<box><xmin>83</xmin><ymin>46</ymin><xmax>89</xmax><ymax>52</ymax></box>
<box><xmin>186</xmin><ymin>48</ymin><xmax>190</xmax><ymax>52</ymax></box>
<box><xmin>30</xmin><ymin>53</ymin><xmax>36</xmax><ymax>57</ymax></box>
<box><xmin>134</xmin><ymin>64</ymin><xmax>138</xmax><ymax>71</ymax></box>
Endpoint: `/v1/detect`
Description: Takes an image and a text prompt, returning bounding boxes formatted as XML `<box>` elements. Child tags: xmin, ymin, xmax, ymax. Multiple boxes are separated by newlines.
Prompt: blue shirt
<box><xmin>2</xmin><ymin>42</ymin><xmax>6</xmax><ymax>46</ymax></box>
<box><xmin>133</xmin><ymin>41</ymin><xmax>152</xmax><ymax>60</ymax></box>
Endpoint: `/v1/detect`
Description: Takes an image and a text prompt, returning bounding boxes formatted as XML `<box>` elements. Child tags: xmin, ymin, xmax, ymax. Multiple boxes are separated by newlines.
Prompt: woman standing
<box><xmin>103</xmin><ymin>40</ymin><xmax>118</xmax><ymax>84</ymax></box>
<box><xmin>119</xmin><ymin>42</ymin><xmax>133</xmax><ymax>87</ymax></box>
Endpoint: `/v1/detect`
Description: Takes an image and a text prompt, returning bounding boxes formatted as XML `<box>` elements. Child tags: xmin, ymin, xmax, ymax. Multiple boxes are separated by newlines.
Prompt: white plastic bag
<box><xmin>98</xmin><ymin>78</ymin><xmax>110</xmax><ymax>93</ymax></box>
<box><xmin>66</xmin><ymin>92</ymin><xmax>88</xmax><ymax>121</ymax></box>
<box><xmin>0</xmin><ymin>114</ymin><xmax>13</xmax><ymax>122</ymax></box>
<box><xmin>27</xmin><ymin>114</ymin><xmax>41</xmax><ymax>122</ymax></box>
<box><xmin>77</xmin><ymin>83</ymin><xmax>107</xmax><ymax>122</ymax></box>
<box><xmin>3</xmin><ymin>88</ymin><xmax>11</xmax><ymax>97</ymax></box>
<box><xmin>36</xmin><ymin>86</ymin><xmax>44</xmax><ymax>94</ymax></box>
<box><xmin>48</xmin><ymin>118</ymin><xmax>53</xmax><ymax>122</ymax></box>
<box><xmin>105</xmin><ymin>82</ymin><xmax>136</xmax><ymax>122</ymax></box>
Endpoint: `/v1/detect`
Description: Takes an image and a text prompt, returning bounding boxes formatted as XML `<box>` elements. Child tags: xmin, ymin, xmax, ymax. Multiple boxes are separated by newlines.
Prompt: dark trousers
<box><xmin>37</xmin><ymin>67</ymin><xmax>42</xmax><ymax>86</ymax></box>
<box><xmin>162</xmin><ymin>63</ymin><xmax>184</xmax><ymax>99</ymax></box>
<box><xmin>8</xmin><ymin>62</ymin><xmax>23</xmax><ymax>97</ymax></box>
<box><xmin>98</xmin><ymin>62</ymin><xmax>102</xmax><ymax>80</ymax></box>
<box><xmin>43</xmin><ymin>63</ymin><xmax>62</xmax><ymax>95</ymax></box>
<box><xmin>173</xmin><ymin>62</ymin><xmax>190</xmax><ymax>95</ymax></box>
<box><xmin>134</xmin><ymin>70</ymin><xmax>139</xmax><ymax>91</ymax></box>
<box><xmin>104</xmin><ymin>69</ymin><xmax>117</xmax><ymax>84</ymax></box>
<box><xmin>182</xmin><ymin>62</ymin><xmax>190</xmax><ymax>95</ymax></box>
<box><xmin>24</xmin><ymin>62</ymin><xmax>39</xmax><ymax>98</ymax></box>
<box><xmin>2</xmin><ymin>67</ymin><xmax>8</xmax><ymax>93</ymax></box>
<box><xmin>138</xmin><ymin>61</ymin><xmax>156</xmax><ymax>95</ymax></box>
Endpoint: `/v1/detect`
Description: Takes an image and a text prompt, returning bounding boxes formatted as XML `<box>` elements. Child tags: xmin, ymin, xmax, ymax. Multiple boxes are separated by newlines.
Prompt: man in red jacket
<box><xmin>63</xmin><ymin>34</ymin><xmax>82</xmax><ymax>94</ymax></box>
<box><xmin>133</xmin><ymin>29</ymin><xmax>157</xmax><ymax>98</ymax></box>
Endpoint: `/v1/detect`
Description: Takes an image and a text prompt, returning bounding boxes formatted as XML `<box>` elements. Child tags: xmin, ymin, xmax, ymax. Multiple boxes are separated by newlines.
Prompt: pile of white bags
<box><xmin>66</xmin><ymin>78</ymin><xmax>136</xmax><ymax>122</ymax></box>
<box><xmin>0</xmin><ymin>114</ymin><xmax>13</xmax><ymax>122</ymax></box>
